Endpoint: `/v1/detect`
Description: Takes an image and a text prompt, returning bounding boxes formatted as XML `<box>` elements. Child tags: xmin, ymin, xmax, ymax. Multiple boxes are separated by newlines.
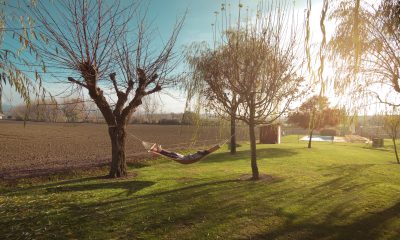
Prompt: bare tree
<box><xmin>10</xmin><ymin>104</ymin><xmax>27</xmax><ymax>120</ymax></box>
<box><xmin>40</xmin><ymin>101</ymin><xmax>62</xmax><ymax>122</ymax></box>
<box><xmin>231</xmin><ymin>32</ymin><xmax>303</xmax><ymax>180</ymax></box>
<box><xmin>185</xmin><ymin>42</ymin><xmax>242</xmax><ymax>154</ymax></box>
<box><xmin>384</xmin><ymin>108</ymin><xmax>400</xmax><ymax>164</ymax></box>
<box><xmin>367</xmin><ymin>0</ymin><xmax>400</xmax><ymax>106</ymax></box>
<box><xmin>187</xmin><ymin>2</ymin><xmax>304</xmax><ymax>180</ymax></box>
<box><xmin>13</xmin><ymin>0</ymin><xmax>184</xmax><ymax>177</ymax></box>
<box><xmin>329</xmin><ymin>0</ymin><xmax>400</xmax><ymax>107</ymax></box>
<box><xmin>10</xmin><ymin>100</ymin><xmax>62</xmax><ymax>122</ymax></box>
<box><xmin>141</xmin><ymin>94</ymin><xmax>160</xmax><ymax>124</ymax></box>
<box><xmin>61</xmin><ymin>98</ymin><xmax>86</xmax><ymax>123</ymax></box>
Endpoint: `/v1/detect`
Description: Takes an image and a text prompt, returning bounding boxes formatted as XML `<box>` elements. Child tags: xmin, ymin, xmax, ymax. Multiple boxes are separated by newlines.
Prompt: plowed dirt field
<box><xmin>0</xmin><ymin>121</ymin><xmax>247</xmax><ymax>179</ymax></box>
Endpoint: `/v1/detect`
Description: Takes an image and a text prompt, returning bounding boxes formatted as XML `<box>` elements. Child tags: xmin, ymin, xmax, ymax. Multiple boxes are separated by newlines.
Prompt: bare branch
<box><xmin>67</xmin><ymin>77</ymin><xmax>87</xmax><ymax>88</ymax></box>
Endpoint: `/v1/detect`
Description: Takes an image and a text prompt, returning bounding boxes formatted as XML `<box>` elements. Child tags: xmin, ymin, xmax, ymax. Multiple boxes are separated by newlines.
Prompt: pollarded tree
<box><xmin>9</xmin><ymin>0</ymin><xmax>184</xmax><ymax>177</ymax></box>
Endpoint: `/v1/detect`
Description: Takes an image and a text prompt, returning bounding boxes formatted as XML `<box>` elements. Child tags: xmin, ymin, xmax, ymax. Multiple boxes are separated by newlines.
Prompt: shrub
<box><xmin>320</xmin><ymin>128</ymin><xmax>337</xmax><ymax>136</ymax></box>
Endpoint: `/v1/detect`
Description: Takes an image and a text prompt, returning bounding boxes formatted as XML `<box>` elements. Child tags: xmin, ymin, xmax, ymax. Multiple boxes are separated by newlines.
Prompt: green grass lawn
<box><xmin>1</xmin><ymin>136</ymin><xmax>400</xmax><ymax>239</ymax></box>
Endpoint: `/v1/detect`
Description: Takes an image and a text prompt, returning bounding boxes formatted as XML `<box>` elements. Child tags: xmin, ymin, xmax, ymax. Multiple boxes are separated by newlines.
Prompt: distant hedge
<box><xmin>158</xmin><ymin>119</ymin><xmax>180</xmax><ymax>125</ymax></box>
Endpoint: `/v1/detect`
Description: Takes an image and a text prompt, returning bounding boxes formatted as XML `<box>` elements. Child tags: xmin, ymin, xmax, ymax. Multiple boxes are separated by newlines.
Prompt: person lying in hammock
<box><xmin>149</xmin><ymin>143</ymin><xmax>220</xmax><ymax>164</ymax></box>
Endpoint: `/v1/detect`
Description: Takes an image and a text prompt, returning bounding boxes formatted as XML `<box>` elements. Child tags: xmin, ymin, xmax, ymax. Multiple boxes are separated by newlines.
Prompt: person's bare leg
<box><xmin>149</xmin><ymin>143</ymin><xmax>157</xmax><ymax>152</ymax></box>
<box><xmin>149</xmin><ymin>144</ymin><xmax>184</xmax><ymax>159</ymax></box>
<box><xmin>207</xmin><ymin>145</ymin><xmax>220</xmax><ymax>153</ymax></box>
<box><xmin>149</xmin><ymin>144</ymin><xmax>163</xmax><ymax>152</ymax></box>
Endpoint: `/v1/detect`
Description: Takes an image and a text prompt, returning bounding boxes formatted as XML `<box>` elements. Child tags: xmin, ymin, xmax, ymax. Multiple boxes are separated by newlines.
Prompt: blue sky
<box><xmin>145</xmin><ymin>0</ymin><xmax>310</xmax><ymax>52</ymax></box>
<box><xmin>141</xmin><ymin>0</ymin><xmax>391</xmax><ymax>115</ymax></box>
<box><xmin>135</xmin><ymin>0</ymin><xmax>313</xmax><ymax>113</ymax></box>
<box><xmin>2</xmin><ymin>0</ymin><xmax>319</xmax><ymax>113</ymax></box>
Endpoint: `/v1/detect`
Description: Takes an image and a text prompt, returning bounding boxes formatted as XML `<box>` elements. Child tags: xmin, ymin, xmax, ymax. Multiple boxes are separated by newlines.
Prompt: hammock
<box><xmin>143</xmin><ymin>142</ymin><xmax>221</xmax><ymax>164</ymax></box>
<box><xmin>123</xmin><ymin>127</ymin><xmax>233</xmax><ymax>164</ymax></box>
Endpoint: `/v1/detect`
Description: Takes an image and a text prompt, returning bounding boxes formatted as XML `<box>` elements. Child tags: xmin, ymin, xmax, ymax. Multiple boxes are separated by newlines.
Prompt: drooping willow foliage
<box><xmin>329</xmin><ymin>0</ymin><xmax>400</xmax><ymax>109</ymax></box>
<box><xmin>303</xmin><ymin>0</ymin><xmax>332</xmax><ymax>148</ymax></box>
<box><xmin>0</xmin><ymin>0</ymin><xmax>50</xmax><ymax>112</ymax></box>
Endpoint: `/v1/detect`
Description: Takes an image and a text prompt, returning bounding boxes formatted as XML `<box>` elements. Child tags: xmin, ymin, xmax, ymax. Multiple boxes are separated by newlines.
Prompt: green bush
<box><xmin>320</xmin><ymin>128</ymin><xmax>337</xmax><ymax>136</ymax></box>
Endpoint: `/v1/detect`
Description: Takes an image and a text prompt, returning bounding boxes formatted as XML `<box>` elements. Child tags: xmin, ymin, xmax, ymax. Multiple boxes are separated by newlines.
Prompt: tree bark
<box><xmin>108</xmin><ymin>125</ymin><xmax>128</xmax><ymax>178</ymax></box>
<box><xmin>0</xmin><ymin>91</ymin><xmax>3</xmax><ymax>114</ymax></box>
<box><xmin>230</xmin><ymin>114</ymin><xmax>237</xmax><ymax>154</ymax></box>
<box><xmin>393</xmin><ymin>137</ymin><xmax>400</xmax><ymax>164</ymax></box>
<box><xmin>248</xmin><ymin>92</ymin><xmax>259</xmax><ymax>180</ymax></box>
<box><xmin>308</xmin><ymin>108</ymin><xmax>316</xmax><ymax>149</ymax></box>
<box><xmin>308</xmin><ymin>128</ymin><xmax>314</xmax><ymax>149</ymax></box>
<box><xmin>249</xmin><ymin>119</ymin><xmax>259</xmax><ymax>180</ymax></box>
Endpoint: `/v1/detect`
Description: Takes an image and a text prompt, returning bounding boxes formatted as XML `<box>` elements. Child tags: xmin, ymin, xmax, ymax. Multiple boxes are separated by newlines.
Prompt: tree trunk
<box><xmin>230</xmin><ymin>115</ymin><xmax>237</xmax><ymax>154</ymax></box>
<box><xmin>108</xmin><ymin>125</ymin><xmax>128</xmax><ymax>178</ymax></box>
<box><xmin>249</xmin><ymin>119</ymin><xmax>259</xmax><ymax>180</ymax></box>
<box><xmin>0</xmin><ymin>91</ymin><xmax>3</xmax><ymax>114</ymax></box>
<box><xmin>308</xmin><ymin>108</ymin><xmax>316</xmax><ymax>149</ymax></box>
<box><xmin>393</xmin><ymin>137</ymin><xmax>400</xmax><ymax>164</ymax></box>
<box><xmin>308</xmin><ymin>128</ymin><xmax>314</xmax><ymax>149</ymax></box>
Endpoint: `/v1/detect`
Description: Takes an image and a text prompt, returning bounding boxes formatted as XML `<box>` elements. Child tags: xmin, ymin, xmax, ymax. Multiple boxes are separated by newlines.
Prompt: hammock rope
<box><xmin>120</xmin><ymin>125</ymin><xmax>232</xmax><ymax>150</ymax></box>
<box><xmin>109</xmin><ymin>125</ymin><xmax>234</xmax><ymax>164</ymax></box>
<box><xmin>127</xmin><ymin>130</ymin><xmax>234</xmax><ymax>164</ymax></box>
<box><xmin>109</xmin><ymin>126</ymin><xmax>233</xmax><ymax>148</ymax></box>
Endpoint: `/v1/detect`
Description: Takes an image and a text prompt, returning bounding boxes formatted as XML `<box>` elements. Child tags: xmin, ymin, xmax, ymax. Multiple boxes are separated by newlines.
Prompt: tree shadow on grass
<box><xmin>3</xmin><ymin>176</ymin><xmax>107</xmax><ymax>195</ymax></box>
<box><xmin>312</xmin><ymin>164</ymin><xmax>381</xmax><ymax>199</ymax></box>
<box><xmin>246</xmin><ymin>163</ymin><xmax>400</xmax><ymax>240</ymax></box>
<box><xmin>46</xmin><ymin>180</ymin><xmax>155</xmax><ymax>196</ymax></box>
<box><xmin>137</xmin><ymin>179</ymin><xmax>241</xmax><ymax>198</ymax></box>
<box><xmin>83</xmin><ymin>179</ymin><xmax>247</xmax><ymax>209</ymax></box>
<box><xmin>127</xmin><ymin>161</ymin><xmax>151</xmax><ymax>168</ymax></box>
<box><xmin>88</xmin><ymin>176</ymin><xmax>284</xmax><ymax>213</ymax></box>
<box><xmin>320</xmin><ymin>163</ymin><xmax>376</xmax><ymax>177</ymax></box>
<box><xmin>362</xmin><ymin>146</ymin><xmax>392</xmax><ymax>152</ymax></box>
<box><xmin>6</xmin><ymin>173</ymin><xmax>398</xmax><ymax>240</ymax></box>
<box><xmin>7</xmin><ymin>153</ymin><xmax>398</xmax><ymax>239</ymax></box>
<box><xmin>202</xmin><ymin>148</ymin><xmax>298</xmax><ymax>163</ymax></box>
<box><xmin>10</xmin><ymin>162</ymin><xmax>398</xmax><ymax>240</ymax></box>
<box><xmin>249</xmin><ymin>201</ymin><xmax>400</xmax><ymax>240</ymax></box>
<box><xmin>60</xmin><ymin>178</ymin><xmax>272</xmax><ymax>239</ymax></box>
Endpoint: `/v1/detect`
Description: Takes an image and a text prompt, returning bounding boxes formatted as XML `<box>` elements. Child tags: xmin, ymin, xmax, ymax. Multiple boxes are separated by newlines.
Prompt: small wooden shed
<box><xmin>259</xmin><ymin>124</ymin><xmax>281</xmax><ymax>144</ymax></box>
